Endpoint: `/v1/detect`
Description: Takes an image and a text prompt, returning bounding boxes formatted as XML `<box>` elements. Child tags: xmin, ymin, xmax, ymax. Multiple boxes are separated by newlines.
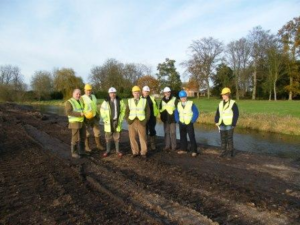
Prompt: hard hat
<box><xmin>84</xmin><ymin>84</ymin><xmax>92</xmax><ymax>90</ymax></box>
<box><xmin>163</xmin><ymin>87</ymin><xmax>171</xmax><ymax>92</ymax></box>
<box><xmin>132</xmin><ymin>86</ymin><xmax>141</xmax><ymax>92</ymax></box>
<box><xmin>178</xmin><ymin>90</ymin><xmax>187</xmax><ymax>98</ymax></box>
<box><xmin>221</xmin><ymin>87</ymin><xmax>231</xmax><ymax>95</ymax></box>
<box><xmin>108</xmin><ymin>87</ymin><xmax>117</xmax><ymax>93</ymax></box>
<box><xmin>84</xmin><ymin>111</ymin><xmax>93</xmax><ymax>119</ymax></box>
<box><xmin>142</xmin><ymin>86</ymin><xmax>150</xmax><ymax>92</ymax></box>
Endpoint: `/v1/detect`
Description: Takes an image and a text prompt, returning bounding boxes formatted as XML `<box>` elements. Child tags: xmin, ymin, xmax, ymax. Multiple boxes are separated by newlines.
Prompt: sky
<box><xmin>0</xmin><ymin>0</ymin><xmax>299</xmax><ymax>85</ymax></box>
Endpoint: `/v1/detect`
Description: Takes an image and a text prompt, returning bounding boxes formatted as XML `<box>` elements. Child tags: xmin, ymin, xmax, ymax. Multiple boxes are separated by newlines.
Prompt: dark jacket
<box><xmin>141</xmin><ymin>95</ymin><xmax>158</xmax><ymax>119</ymax></box>
<box><xmin>125</xmin><ymin>98</ymin><xmax>150</xmax><ymax>126</ymax></box>
<box><xmin>159</xmin><ymin>95</ymin><xmax>179</xmax><ymax>124</ymax></box>
<box><xmin>214</xmin><ymin>100</ymin><xmax>239</xmax><ymax>126</ymax></box>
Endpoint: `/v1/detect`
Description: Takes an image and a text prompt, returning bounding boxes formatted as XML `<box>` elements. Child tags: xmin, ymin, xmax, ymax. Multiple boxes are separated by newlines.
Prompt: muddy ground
<box><xmin>0</xmin><ymin>103</ymin><xmax>299</xmax><ymax>225</ymax></box>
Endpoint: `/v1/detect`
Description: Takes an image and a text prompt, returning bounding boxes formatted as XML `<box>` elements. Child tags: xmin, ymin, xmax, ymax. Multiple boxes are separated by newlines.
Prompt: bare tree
<box><xmin>185</xmin><ymin>37</ymin><xmax>223</xmax><ymax>98</ymax></box>
<box><xmin>226</xmin><ymin>38</ymin><xmax>251</xmax><ymax>100</ymax></box>
<box><xmin>266</xmin><ymin>36</ymin><xmax>285</xmax><ymax>101</ymax></box>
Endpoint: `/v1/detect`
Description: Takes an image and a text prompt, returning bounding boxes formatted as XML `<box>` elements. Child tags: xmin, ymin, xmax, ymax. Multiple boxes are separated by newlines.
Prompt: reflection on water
<box><xmin>33</xmin><ymin>104</ymin><xmax>300</xmax><ymax>159</ymax></box>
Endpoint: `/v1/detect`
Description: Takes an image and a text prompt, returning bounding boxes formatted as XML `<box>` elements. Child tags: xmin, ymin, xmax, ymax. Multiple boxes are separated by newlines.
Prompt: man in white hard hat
<box><xmin>80</xmin><ymin>84</ymin><xmax>104</xmax><ymax>152</ymax></box>
<box><xmin>141</xmin><ymin>86</ymin><xmax>159</xmax><ymax>150</ymax></box>
<box><xmin>100</xmin><ymin>87</ymin><xmax>126</xmax><ymax>157</ymax></box>
<box><xmin>159</xmin><ymin>87</ymin><xmax>178</xmax><ymax>151</ymax></box>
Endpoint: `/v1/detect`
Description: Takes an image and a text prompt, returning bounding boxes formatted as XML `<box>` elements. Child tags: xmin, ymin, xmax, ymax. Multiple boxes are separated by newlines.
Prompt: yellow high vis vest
<box><xmin>81</xmin><ymin>94</ymin><xmax>97</xmax><ymax>117</ymax></box>
<box><xmin>100</xmin><ymin>99</ymin><xmax>126</xmax><ymax>132</ymax></box>
<box><xmin>177</xmin><ymin>101</ymin><xmax>193</xmax><ymax>124</ymax></box>
<box><xmin>68</xmin><ymin>98</ymin><xmax>84</xmax><ymax>123</ymax></box>
<box><xmin>217</xmin><ymin>100</ymin><xmax>235</xmax><ymax>126</ymax></box>
<box><xmin>128</xmin><ymin>98</ymin><xmax>146</xmax><ymax>121</ymax></box>
<box><xmin>160</xmin><ymin>96</ymin><xmax>176</xmax><ymax>115</ymax></box>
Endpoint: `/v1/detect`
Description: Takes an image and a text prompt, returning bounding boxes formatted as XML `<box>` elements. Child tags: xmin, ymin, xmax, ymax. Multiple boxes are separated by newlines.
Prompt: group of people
<box><xmin>65</xmin><ymin>84</ymin><xmax>239</xmax><ymax>159</ymax></box>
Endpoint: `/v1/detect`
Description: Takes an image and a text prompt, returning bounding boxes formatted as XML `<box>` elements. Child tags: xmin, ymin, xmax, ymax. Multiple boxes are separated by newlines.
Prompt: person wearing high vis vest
<box><xmin>81</xmin><ymin>84</ymin><xmax>104</xmax><ymax>152</ymax></box>
<box><xmin>159</xmin><ymin>87</ymin><xmax>178</xmax><ymax>151</ymax></box>
<box><xmin>175</xmin><ymin>90</ymin><xmax>199</xmax><ymax>157</ymax></box>
<box><xmin>141</xmin><ymin>86</ymin><xmax>159</xmax><ymax>150</ymax></box>
<box><xmin>100</xmin><ymin>87</ymin><xmax>126</xmax><ymax>158</ymax></box>
<box><xmin>65</xmin><ymin>89</ymin><xmax>88</xmax><ymax>158</ymax></box>
<box><xmin>215</xmin><ymin>87</ymin><xmax>239</xmax><ymax>157</ymax></box>
<box><xmin>125</xmin><ymin>86</ymin><xmax>150</xmax><ymax>158</ymax></box>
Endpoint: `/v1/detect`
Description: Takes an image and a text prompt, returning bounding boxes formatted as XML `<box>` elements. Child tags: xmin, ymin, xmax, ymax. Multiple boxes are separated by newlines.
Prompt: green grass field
<box><xmin>190</xmin><ymin>98</ymin><xmax>300</xmax><ymax>118</ymax></box>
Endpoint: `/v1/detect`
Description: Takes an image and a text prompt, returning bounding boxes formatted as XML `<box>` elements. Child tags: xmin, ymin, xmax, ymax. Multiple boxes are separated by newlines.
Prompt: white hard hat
<box><xmin>142</xmin><ymin>86</ymin><xmax>150</xmax><ymax>92</ymax></box>
<box><xmin>163</xmin><ymin>87</ymin><xmax>171</xmax><ymax>92</ymax></box>
<box><xmin>108</xmin><ymin>87</ymin><xmax>117</xmax><ymax>93</ymax></box>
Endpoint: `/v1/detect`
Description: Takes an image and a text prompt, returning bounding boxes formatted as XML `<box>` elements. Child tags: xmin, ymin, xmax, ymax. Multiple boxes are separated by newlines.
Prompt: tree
<box><xmin>248</xmin><ymin>26</ymin><xmax>271</xmax><ymax>99</ymax></box>
<box><xmin>226</xmin><ymin>38</ymin><xmax>251</xmax><ymax>100</ymax></box>
<box><xmin>31</xmin><ymin>70</ymin><xmax>53</xmax><ymax>101</ymax></box>
<box><xmin>137</xmin><ymin>75</ymin><xmax>159</xmax><ymax>94</ymax></box>
<box><xmin>53</xmin><ymin>68</ymin><xmax>84</xmax><ymax>100</ymax></box>
<box><xmin>0</xmin><ymin>65</ymin><xmax>27</xmax><ymax>102</ymax></box>
<box><xmin>265</xmin><ymin>37</ymin><xmax>286</xmax><ymax>100</ymax></box>
<box><xmin>278</xmin><ymin>16</ymin><xmax>300</xmax><ymax>100</ymax></box>
<box><xmin>89</xmin><ymin>59</ymin><xmax>151</xmax><ymax>93</ymax></box>
<box><xmin>185</xmin><ymin>37</ymin><xmax>223</xmax><ymax>99</ymax></box>
<box><xmin>212</xmin><ymin>63</ymin><xmax>234</xmax><ymax>96</ymax></box>
<box><xmin>157</xmin><ymin>58</ymin><xmax>182</xmax><ymax>93</ymax></box>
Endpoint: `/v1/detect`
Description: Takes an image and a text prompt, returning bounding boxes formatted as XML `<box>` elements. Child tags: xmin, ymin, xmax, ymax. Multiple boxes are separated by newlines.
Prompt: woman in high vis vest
<box><xmin>65</xmin><ymin>89</ymin><xmax>88</xmax><ymax>158</ymax></box>
<box><xmin>141</xmin><ymin>86</ymin><xmax>159</xmax><ymax>150</ymax></box>
<box><xmin>159</xmin><ymin>87</ymin><xmax>179</xmax><ymax>151</ymax></box>
<box><xmin>100</xmin><ymin>87</ymin><xmax>126</xmax><ymax>157</ymax></box>
<box><xmin>81</xmin><ymin>84</ymin><xmax>104</xmax><ymax>152</ymax></box>
<box><xmin>215</xmin><ymin>87</ymin><xmax>239</xmax><ymax>157</ymax></box>
<box><xmin>125</xmin><ymin>86</ymin><xmax>150</xmax><ymax>158</ymax></box>
<box><xmin>174</xmin><ymin>90</ymin><xmax>199</xmax><ymax>157</ymax></box>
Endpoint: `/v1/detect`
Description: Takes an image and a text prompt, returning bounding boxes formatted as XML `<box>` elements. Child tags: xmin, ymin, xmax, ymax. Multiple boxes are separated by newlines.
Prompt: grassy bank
<box><xmin>193</xmin><ymin>98</ymin><xmax>300</xmax><ymax>135</ymax></box>
<box><xmin>22</xmin><ymin>98</ymin><xmax>300</xmax><ymax>135</ymax></box>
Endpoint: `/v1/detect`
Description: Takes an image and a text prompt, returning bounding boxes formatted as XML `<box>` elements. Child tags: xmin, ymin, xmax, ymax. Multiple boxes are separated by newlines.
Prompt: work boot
<box><xmin>150</xmin><ymin>136</ymin><xmax>156</xmax><ymax>150</ymax></box>
<box><xmin>103</xmin><ymin>141</ymin><xmax>111</xmax><ymax>157</ymax></box>
<box><xmin>78</xmin><ymin>142</ymin><xmax>88</xmax><ymax>156</ymax></box>
<box><xmin>85</xmin><ymin>137</ymin><xmax>92</xmax><ymax>152</ymax></box>
<box><xmin>95</xmin><ymin>137</ymin><xmax>105</xmax><ymax>151</ymax></box>
<box><xmin>71</xmin><ymin>145</ymin><xmax>80</xmax><ymax>158</ymax></box>
<box><xmin>220</xmin><ymin>130</ymin><xmax>228</xmax><ymax>157</ymax></box>
<box><xmin>115</xmin><ymin>142</ymin><xmax>123</xmax><ymax>157</ymax></box>
<box><xmin>227</xmin><ymin>129</ymin><xmax>235</xmax><ymax>157</ymax></box>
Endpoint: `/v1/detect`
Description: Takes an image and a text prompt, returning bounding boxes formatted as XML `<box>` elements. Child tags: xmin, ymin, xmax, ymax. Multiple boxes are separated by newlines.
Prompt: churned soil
<box><xmin>0</xmin><ymin>103</ymin><xmax>299</xmax><ymax>225</ymax></box>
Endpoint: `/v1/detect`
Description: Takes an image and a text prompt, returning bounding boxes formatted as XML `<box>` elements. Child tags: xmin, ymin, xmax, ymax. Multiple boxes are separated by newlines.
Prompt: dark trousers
<box><xmin>179</xmin><ymin>122</ymin><xmax>197</xmax><ymax>153</ymax></box>
<box><xmin>146</xmin><ymin>117</ymin><xmax>156</xmax><ymax>136</ymax></box>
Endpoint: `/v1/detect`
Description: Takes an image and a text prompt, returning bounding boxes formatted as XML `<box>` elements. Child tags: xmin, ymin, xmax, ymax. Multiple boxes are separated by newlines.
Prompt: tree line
<box><xmin>0</xmin><ymin>16</ymin><xmax>299</xmax><ymax>102</ymax></box>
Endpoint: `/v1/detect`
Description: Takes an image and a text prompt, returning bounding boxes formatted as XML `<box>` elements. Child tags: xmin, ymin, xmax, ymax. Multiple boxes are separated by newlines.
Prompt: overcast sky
<box><xmin>0</xmin><ymin>0</ymin><xmax>299</xmax><ymax>84</ymax></box>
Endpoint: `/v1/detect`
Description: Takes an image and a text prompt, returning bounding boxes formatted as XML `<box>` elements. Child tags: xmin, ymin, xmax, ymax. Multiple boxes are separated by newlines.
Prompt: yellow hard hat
<box><xmin>84</xmin><ymin>84</ymin><xmax>92</xmax><ymax>90</ymax></box>
<box><xmin>221</xmin><ymin>87</ymin><xmax>231</xmax><ymax>95</ymax></box>
<box><xmin>84</xmin><ymin>111</ymin><xmax>93</xmax><ymax>119</ymax></box>
<box><xmin>132</xmin><ymin>86</ymin><xmax>141</xmax><ymax>92</ymax></box>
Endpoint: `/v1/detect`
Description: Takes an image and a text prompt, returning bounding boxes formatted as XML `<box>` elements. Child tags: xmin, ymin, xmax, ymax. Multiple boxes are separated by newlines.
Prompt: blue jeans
<box><xmin>219</xmin><ymin>125</ymin><xmax>233</xmax><ymax>131</ymax></box>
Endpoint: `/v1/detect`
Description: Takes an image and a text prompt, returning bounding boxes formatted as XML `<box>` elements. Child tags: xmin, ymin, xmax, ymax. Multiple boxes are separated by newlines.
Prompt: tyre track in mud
<box><xmin>0</xmin><ymin>108</ymin><xmax>158</xmax><ymax>224</ymax></box>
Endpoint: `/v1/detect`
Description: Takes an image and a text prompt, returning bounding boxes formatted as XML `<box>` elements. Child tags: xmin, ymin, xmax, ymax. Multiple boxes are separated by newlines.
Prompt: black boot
<box><xmin>71</xmin><ymin>145</ymin><xmax>80</xmax><ymax>158</ymax></box>
<box><xmin>78</xmin><ymin>141</ymin><xmax>88</xmax><ymax>156</ymax></box>
<box><xmin>220</xmin><ymin>130</ymin><xmax>228</xmax><ymax>157</ymax></box>
<box><xmin>228</xmin><ymin>129</ymin><xmax>235</xmax><ymax>157</ymax></box>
